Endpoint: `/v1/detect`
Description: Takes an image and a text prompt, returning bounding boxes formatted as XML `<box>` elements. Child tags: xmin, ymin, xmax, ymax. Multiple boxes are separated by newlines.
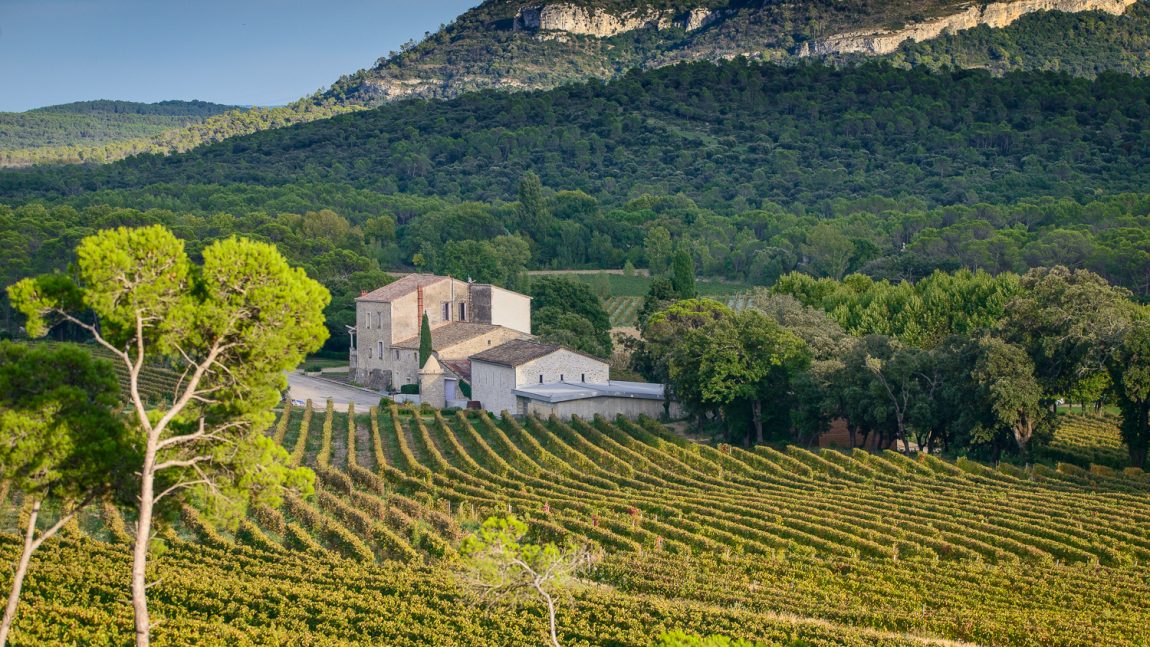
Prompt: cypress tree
<box><xmin>419</xmin><ymin>312</ymin><xmax>433</xmax><ymax>368</ymax></box>
<box><xmin>671</xmin><ymin>248</ymin><xmax>697</xmax><ymax>299</ymax></box>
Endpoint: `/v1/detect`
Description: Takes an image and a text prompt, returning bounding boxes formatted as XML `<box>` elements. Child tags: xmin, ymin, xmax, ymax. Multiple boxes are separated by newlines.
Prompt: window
<box><xmin>375</xmin><ymin>312</ymin><xmax>381</xmax><ymax>328</ymax></box>
<box><xmin>378</xmin><ymin>341</ymin><xmax>383</xmax><ymax>358</ymax></box>
<box><xmin>581</xmin><ymin>374</ymin><xmax>586</xmax><ymax>383</ymax></box>
<box><xmin>369</xmin><ymin>347</ymin><xmax>373</xmax><ymax>359</ymax></box>
<box><xmin>443</xmin><ymin>302</ymin><xmax>450</xmax><ymax>321</ymax></box>
<box><xmin>539</xmin><ymin>375</ymin><xmax>543</xmax><ymax>384</ymax></box>
<box><xmin>364</xmin><ymin>313</ymin><xmax>369</xmax><ymax>329</ymax></box>
<box><xmin>395</xmin><ymin>350</ymin><xmax>400</xmax><ymax>359</ymax></box>
<box><xmin>459</xmin><ymin>302</ymin><xmax>466</xmax><ymax>321</ymax></box>
<box><xmin>560</xmin><ymin>374</ymin><xmax>564</xmax><ymax>382</ymax></box>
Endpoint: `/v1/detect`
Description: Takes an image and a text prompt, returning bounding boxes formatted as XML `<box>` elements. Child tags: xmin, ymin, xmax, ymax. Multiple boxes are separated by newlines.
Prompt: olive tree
<box><xmin>8</xmin><ymin>225</ymin><xmax>327</xmax><ymax>647</ymax></box>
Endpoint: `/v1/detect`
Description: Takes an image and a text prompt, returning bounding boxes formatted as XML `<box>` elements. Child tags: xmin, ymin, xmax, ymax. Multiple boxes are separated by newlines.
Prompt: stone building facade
<box><xmin>351</xmin><ymin>274</ymin><xmax>531</xmax><ymax>389</ymax></box>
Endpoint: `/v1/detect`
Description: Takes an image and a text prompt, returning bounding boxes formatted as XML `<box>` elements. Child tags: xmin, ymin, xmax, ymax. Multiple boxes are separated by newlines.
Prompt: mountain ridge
<box><xmin>332</xmin><ymin>0</ymin><xmax>1143</xmax><ymax>106</ymax></box>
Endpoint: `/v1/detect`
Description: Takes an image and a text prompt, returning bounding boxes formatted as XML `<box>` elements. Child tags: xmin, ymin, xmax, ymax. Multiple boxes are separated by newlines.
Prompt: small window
<box><xmin>364</xmin><ymin>313</ymin><xmax>370</xmax><ymax>329</ymax></box>
<box><xmin>376</xmin><ymin>312</ymin><xmax>381</xmax><ymax>327</ymax></box>
<box><xmin>560</xmin><ymin>374</ymin><xmax>564</xmax><ymax>382</ymax></box>
<box><xmin>443</xmin><ymin>302</ymin><xmax>450</xmax><ymax>321</ymax></box>
<box><xmin>581</xmin><ymin>374</ymin><xmax>585</xmax><ymax>383</ymax></box>
<box><xmin>395</xmin><ymin>350</ymin><xmax>400</xmax><ymax>359</ymax></box>
<box><xmin>539</xmin><ymin>375</ymin><xmax>543</xmax><ymax>384</ymax></box>
<box><xmin>378</xmin><ymin>341</ymin><xmax>383</xmax><ymax>358</ymax></box>
<box><xmin>369</xmin><ymin>347</ymin><xmax>374</xmax><ymax>359</ymax></box>
<box><xmin>459</xmin><ymin>302</ymin><xmax>466</xmax><ymax>321</ymax></box>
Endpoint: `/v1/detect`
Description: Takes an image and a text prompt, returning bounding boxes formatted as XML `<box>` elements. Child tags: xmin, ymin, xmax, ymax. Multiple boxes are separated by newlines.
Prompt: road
<box><xmin>286</xmin><ymin>372</ymin><xmax>383</xmax><ymax>408</ymax></box>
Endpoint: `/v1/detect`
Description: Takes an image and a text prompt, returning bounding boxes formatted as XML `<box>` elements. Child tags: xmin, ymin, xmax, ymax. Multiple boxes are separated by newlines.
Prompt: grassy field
<box><xmin>2</xmin><ymin>406</ymin><xmax>1148</xmax><ymax>645</ymax></box>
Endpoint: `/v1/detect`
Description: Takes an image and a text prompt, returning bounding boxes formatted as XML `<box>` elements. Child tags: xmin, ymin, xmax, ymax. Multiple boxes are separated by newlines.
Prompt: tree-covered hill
<box><xmin>0</xmin><ymin>100</ymin><xmax>242</xmax><ymax>165</ymax></box>
<box><xmin>891</xmin><ymin>0</ymin><xmax>1150</xmax><ymax>77</ymax></box>
<box><xmin>0</xmin><ymin>99</ymin><xmax>363</xmax><ymax>169</ymax></box>
<box><xmin>324</xmin><ymin>0</ymin><xmax>1148</xmax><ymax>107</ymax></box>
<box><xmin>12</xmin><ymin>1</ymin><xmax>1149</xmax><ymax>168</ymax></box>
<box><xmin>7</xmin><ymin>61</ymin><xmax>1148</xmax><ymax>210</ymax></box>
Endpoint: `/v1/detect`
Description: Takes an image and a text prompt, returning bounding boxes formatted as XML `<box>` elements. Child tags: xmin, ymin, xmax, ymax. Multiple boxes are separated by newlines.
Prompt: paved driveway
<box><xmin>286</xmin><ymin>372</ymin><xmax>383</xmax><ymax>408</ymax></box>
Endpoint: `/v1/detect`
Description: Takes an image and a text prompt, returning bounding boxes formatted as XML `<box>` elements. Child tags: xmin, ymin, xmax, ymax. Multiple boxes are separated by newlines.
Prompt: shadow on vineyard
<box><xmin>3</xmin><ymin>402</ymin><xmax>1149</xmax><ymax>645</ymax></box>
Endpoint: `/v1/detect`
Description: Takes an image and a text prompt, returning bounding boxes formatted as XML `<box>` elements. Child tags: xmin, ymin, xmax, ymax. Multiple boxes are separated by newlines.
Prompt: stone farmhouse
<box><xmin>349</xmin><ymin>273</ymin><xmax>672</xmax><ymax>418</ymax></box>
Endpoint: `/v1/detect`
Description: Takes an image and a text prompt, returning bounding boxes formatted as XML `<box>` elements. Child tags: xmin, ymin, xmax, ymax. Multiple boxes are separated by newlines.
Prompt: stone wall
<box><xmin>471</xmin><ymin>361</ymin><xmax>519</xmax><ymax>414</ymax></box>
<box><xmin>515</xmin><ymin>349</ymin><xmax>608</xmax><ymax>386</ymax></box>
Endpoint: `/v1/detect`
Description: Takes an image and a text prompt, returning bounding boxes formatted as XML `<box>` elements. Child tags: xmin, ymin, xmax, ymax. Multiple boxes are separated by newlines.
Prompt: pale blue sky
<box><xmin>0</xmin><ymin>0</ymin><xmax>478</xmax><ymax>111</ymax></box>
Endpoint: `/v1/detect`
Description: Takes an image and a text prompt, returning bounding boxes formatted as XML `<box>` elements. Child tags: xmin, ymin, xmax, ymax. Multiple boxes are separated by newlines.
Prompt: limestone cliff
<box><xmin>806</xmin><ymin>0</ymin><xmax>1138</xmax><ymax>56</ymax></box>
<box><xmin>513</xmin><ymin>3</ymin><xmax>719</xmax><ymax>37</ymax></box>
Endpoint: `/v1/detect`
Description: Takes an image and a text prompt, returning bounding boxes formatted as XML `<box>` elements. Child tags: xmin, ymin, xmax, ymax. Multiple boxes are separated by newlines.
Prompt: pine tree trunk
<box><xmin>132</xmin><ymin>440</ymin><xmax>157</xmax><ymax>647</ymax></box>
<box><xmin>0</xmin><ymin>499</ymin><xmax>39</xmax><ymax>647</ymax></box>
<box><xmin>534</xmin><ymin>581</ymin><xmax>560</xmax><ymax>647</ymax></box>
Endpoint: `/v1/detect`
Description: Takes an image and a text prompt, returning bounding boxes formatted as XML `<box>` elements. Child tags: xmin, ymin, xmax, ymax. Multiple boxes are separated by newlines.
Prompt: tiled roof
<box><xmin>393</xmin><ymin>322</ymin><xmax>502</xmax><ymax>350</ymax></box>
<box><xmin>469</xmin><ymin>339</ymin><xmax>569</xmax><ymax>367</ymax></box>
<box><xmin>441</xmin><ymin>359</ymin><xmax>472</xmax><ymax>382</ymax></box>
<box><xmin>357</xmin><ymin>274</ymin><xmax>447</xmax><ymax>303</ymax></box>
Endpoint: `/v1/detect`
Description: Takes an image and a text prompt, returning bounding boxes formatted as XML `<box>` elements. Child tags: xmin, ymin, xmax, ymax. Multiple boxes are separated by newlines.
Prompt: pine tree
<box><xmin>420</xmin><ymin>312</ymin><xmax>433</xmax><ymax>368</ymax></box>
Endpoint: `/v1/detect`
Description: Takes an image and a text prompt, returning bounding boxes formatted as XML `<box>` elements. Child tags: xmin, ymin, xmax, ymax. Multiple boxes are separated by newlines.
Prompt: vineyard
<box><xmin>605</xmin><ymin>292</ymin><xmax>751</xmax><ymax>327</ymax></box>
<box><xmin>1043</xmin><ymin>413</ymin><xmax>1131</xmax><ymax>469</ymax></box>
<box><xmin>2</xmin><ymin>405</ymin><xmax>1150</xmax><ymax>645</ymax></box>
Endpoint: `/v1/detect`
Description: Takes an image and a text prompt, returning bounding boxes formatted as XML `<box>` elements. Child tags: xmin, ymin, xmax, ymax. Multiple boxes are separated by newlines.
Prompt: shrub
<box><xmin>400</xmin><ymin>384</ymin><xmax>420</xmax><ymax>395</ymax></box>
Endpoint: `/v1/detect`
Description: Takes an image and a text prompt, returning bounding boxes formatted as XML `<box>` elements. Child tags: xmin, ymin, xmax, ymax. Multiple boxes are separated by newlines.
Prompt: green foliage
<box><xmin>531</xmin><ymin>277</ymin><xmax>613</xmax><ymax>357</ymax></box>
<box><xmin>419</xmin><ymin>313</ymin><xmax>433</xmax><ymax>369</ymax></box>
<box><xmin>1108</xmin><ymin>320</ymin><xmax>1150</xmax><ymax>468</ymax></box>
<box><xmin>12</xmin><ymin>61</ymin><xmax>1150</xmax><ymax>215</ymax></box>
<box><xmin>670</xmin><ymin>248</ymin><xmax>697</xmax><ymax>299</ymax></box>
<box><xmin>0</xmin><ymin>101</ymin><xmax>240</xmax><ymax>165</ymax></box>
<box><xmin>0</xmin><ymin>342</ymin><xmax>137</xmax><ymax>501</ymax></box>
<box><xmin>655</xmin><ymin>631</ymin><xmax>783</xmax><ymax>647</ymax></box>
<box><xmin>893</xmin><ymin>2</ymin><xmax>1150</xmax><ymax>78</ymax></box>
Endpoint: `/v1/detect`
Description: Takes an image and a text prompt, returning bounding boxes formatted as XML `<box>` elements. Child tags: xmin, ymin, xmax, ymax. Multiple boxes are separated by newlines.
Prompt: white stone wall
<box><xmin>488</xmin><ymin>286</ymin><xmax>532</xmax><ymax>335</ymax></box>
<box><xmin>515</xmin><ymin>350</ymin><xmax>608</xmax><ymax>386</ymax></box>
<box><xmin>471</xmin><ymin>361</ymin><xmax>519</xmax><ymax>415</ymax></box>
<box><xmin>524</xmin><ymin>396</ymin><xmax>675</xmax><ymax>420</ymax></box>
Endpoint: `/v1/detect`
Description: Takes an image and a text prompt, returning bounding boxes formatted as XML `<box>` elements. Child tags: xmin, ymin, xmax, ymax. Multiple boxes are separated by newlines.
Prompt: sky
<box><xmin>0</xmin><ymin>0</ymin><xmax>478</xmax><ymax>112</ymax></box>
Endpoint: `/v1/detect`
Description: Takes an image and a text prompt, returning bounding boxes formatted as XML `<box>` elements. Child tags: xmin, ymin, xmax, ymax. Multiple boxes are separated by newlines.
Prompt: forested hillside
<box><xmin>10</xmin><ymin>1</ymin><xmax>1147</xmax><ymax>168</ymax></box>
<box><xmin>8</xmin><ymin>61</ymin><xmax>1149</xmax><ymax>208</ymax></box>
<box><xmin>0</xmin><ymin>100</ymin><xmax>241</xmax><ymax>167</ymax></box>
<box><xmin>892</xmin><ymin>0</ymin><xmax>1150</xmax><ymax>76</ymax></box>
<box><xmin>0</xmin><ymin>99</ymin><xmax>358</xmax><ymax>168</ymax></box>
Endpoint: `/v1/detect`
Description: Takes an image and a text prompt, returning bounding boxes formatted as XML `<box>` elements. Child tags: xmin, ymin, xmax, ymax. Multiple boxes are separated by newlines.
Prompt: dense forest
<box><xmin>6</xmin><ymin>61</ymin><xmax>1150</xmax><ymax>208</ymax></box>
<box><xmin>891</xmin><ymin>1</ymin><xmax>1150</xmax><ymax>77</ymax></box>
<box><xmin>0</xmin><ymin>100</ymin><xmax>357</xmax><ymax>168</ymax></box>
<box><xmin>0</xmin><ymin>100</ymin><xmax>241</xmax><ymax>165</ymax></box>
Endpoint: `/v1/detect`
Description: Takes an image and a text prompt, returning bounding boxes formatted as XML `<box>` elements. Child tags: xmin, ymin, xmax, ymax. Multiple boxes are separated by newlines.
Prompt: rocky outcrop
<box><xmin>514</xmin><ymin>3</ymin><xmax>718</xmax><ymax>37</ymax></box>
<box><xmin>805</xmin><ymin>0</ymin><xmax>1138</xmax><ymax>56</ymax></box>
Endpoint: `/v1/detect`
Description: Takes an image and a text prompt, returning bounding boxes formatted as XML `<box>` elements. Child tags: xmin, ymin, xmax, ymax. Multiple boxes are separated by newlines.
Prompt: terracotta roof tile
<box><xmin>357</xmin><ymin>274</ymin><xmax>447</xmax><ymax>303</ymax></box>
<box><xmin>393</xmin><ymin>322</ymin><xmax>503</xmax><ymax>350</ymax></box>
<box><xmin>469</xmin><ymin>339</ymin><xmax>566</xmax><ymax>367</ymax></box>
